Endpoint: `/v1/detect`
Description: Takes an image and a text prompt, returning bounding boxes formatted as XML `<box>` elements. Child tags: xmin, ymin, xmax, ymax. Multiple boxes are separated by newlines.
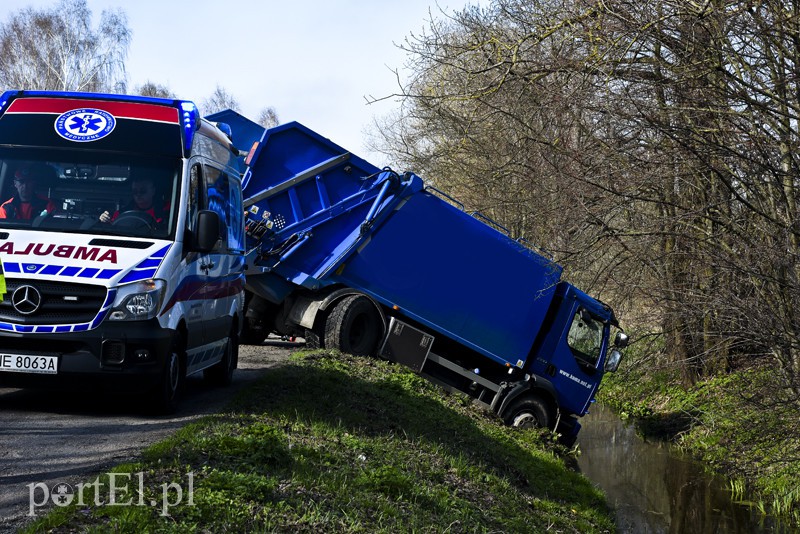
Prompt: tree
<box><xmin>374</xmin><ymin>1</ymin><xmax>621</xmax><ymax>284</ymax></box>
<box><xmin>0</xmin><ymin>0</ymin><xmax>130</xmax><ymax>92</ymax></box>
<box><xmin>573</xmin><ymin>0</ymin><xmax>800</xmax><ymax>393</ymax></box>
<box><xmin>135</xmin><ymin>81</ymin><xmax>176</xmax><ymax>99</ymax></box>
<box><xmin>201</xmin><ymin>85</ymin><xmax>240</xmax><ymax>115</ymax></box>
<box><xmin>257</xmin><ymin>106</ymin><xmax>279</xmax><ymax>128</ymax></box>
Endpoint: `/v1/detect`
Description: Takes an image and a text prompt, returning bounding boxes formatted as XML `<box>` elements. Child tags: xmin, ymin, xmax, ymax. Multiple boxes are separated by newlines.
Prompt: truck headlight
<box><xmin>107</xmin><ymin>280</ymin><xmax>165</xmax><ymax>321</ymax></box>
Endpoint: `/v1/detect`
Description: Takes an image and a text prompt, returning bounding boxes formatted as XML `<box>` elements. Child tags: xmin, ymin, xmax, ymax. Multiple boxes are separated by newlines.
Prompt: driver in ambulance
<box><xmin>99</xmin><ymin>176</ymin><xmax>165</xmax><ymax>224</ymax></box>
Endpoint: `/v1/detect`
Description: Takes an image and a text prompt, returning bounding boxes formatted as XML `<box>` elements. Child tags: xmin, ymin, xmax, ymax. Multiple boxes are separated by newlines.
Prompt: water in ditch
<box><xmin>576</xmin><ymin>403</ymin><xmax>792</xmax><ymax>533</ymax></box>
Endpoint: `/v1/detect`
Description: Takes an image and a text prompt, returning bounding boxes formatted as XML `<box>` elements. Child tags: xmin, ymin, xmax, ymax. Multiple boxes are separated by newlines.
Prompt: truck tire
<box><xmin>324</xmin><ymin>294</ymin><xmax>381</xmax><ymax>356</ymax></box>
<box><xmin>502</xmin><ymin>396</ymin><xmax>553</xmax><ymax>430</ymax></box>
<box><xmin>304</xmin><ymin>327</ymin><xmax>323</xmax><ymax>349</ymax></box>
<box><xmin>204</xmin><ymin>327</ymin><xmax>239</xmax><ymax>386</ymax></box>
<box><xmin>241</xmin><ymin>318</ymin><xmax>267</xmax><ymax>345</ymax></box>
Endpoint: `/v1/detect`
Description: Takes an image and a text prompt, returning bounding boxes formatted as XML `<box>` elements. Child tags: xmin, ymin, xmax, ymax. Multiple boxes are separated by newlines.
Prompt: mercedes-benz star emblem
<box><xmin>11</xmin><ymin>285</ymin><xmax>42</xmax><ymax>315</ymax></box>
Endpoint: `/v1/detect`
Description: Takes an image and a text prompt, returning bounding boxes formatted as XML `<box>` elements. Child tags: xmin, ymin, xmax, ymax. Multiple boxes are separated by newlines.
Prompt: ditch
<box><xmin>576</xmin><ymin>403</ymin><xmax>791</xmax><ymax>533</ymax></box>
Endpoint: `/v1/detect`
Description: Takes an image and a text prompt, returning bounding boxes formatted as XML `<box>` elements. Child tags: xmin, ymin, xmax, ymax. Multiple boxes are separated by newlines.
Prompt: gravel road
<box><xmin>0</xmin><ymin>339</ymin><xmax>295</xmax><ymax>533</ymax></box>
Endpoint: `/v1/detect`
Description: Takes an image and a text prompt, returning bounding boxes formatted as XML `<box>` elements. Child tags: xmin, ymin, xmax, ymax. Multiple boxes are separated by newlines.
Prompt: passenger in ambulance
<box><xmin>99</xmin><ymin>176</ymin><xmax>167</xmax><ymax>224</ymax></box>
<box><xmin>0</xmin><ymin>164</ymin><xmax>57</xmax><ymax>220</ymax></box>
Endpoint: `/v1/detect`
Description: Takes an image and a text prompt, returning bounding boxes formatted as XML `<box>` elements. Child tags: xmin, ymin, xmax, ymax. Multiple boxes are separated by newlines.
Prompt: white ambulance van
<box><xmin>0</xmin><ymin>90</ymin><xmax>245</xmax><ymax>412</ymax></box>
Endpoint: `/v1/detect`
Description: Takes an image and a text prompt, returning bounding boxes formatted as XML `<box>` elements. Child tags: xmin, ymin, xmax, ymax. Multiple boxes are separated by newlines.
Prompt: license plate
<box><xmin>0</xmin><ymin>354</ymin><xmax>58</xmax><ymax>374</ymax></box>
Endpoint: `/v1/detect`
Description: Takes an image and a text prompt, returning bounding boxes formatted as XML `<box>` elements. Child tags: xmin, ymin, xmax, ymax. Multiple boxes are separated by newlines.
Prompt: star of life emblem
<box><xmin>54</xmin><ymin>108</ymin><xmax>116</xmax><ymax>142</ymax></box>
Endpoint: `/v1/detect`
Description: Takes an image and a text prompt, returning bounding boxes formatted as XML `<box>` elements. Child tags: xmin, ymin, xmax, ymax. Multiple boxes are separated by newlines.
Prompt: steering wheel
<box><xmin>112</xmin><ymin>210</ymin><xmax>157</xmax><ymax>229</ymax></box>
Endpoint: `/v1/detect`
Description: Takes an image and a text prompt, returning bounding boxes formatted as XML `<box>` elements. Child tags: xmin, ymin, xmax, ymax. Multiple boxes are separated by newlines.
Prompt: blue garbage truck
<box><xmin>240</xmin><ymin>121</ymin><xmax>628</xmax><ymax>440</ymax></box>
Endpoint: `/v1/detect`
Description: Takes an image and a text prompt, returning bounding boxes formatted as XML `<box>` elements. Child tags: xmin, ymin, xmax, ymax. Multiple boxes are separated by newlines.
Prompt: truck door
<box><xmin>545</xmin><ymin>297</ymin><xmax>610</xmax><ymax>417</ymax></box>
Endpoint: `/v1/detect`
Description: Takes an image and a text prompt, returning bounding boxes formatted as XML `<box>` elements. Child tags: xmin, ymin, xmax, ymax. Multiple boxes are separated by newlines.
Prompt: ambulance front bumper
<box><xmin>0</xmin><ymin>319</ymin><xmax>176</xmax><ymax>390</ymax></box>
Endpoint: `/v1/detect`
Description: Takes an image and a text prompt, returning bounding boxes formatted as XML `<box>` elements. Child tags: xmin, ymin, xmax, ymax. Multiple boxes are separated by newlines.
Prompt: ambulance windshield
<box><xmin>0</xmin><ymin>148</ymin><xmax>180</xmax><ymax>239</ymax></box>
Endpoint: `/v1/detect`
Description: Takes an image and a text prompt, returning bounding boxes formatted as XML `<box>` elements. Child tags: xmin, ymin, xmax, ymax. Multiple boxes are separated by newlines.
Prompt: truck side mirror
<box><xmin>614</xmin><ymin>331</ymin><xmax>630</xmax><ymax>348</ymax></box>
<box><xmin>605</xmin><ymin>349</ymin><xmax>622</xmax><ymax>372</ymax></box>
<box><xmin>195</xmin><ymin>210</ymin><xmax>220</xmax><ymax>252</ymax></box>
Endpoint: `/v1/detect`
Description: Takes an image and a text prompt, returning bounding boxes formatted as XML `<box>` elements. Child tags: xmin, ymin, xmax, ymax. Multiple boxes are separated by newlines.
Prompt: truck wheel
<box><xmin>204</xmin><ymin>328</ymin><xmax>239</xmax><ymax>386</ymax></box>
<box><xmin>241</xmin><ymin>319</ymin><xmax>267</xmax><ymax>345</ymax></box>
<box><xmin>304</xmin><ymin>327</ymin><xmax>323</xmax><ymax>349</ymax></box>
<box><xmin>324</xmin><ymin>295</ymin><xmax>381</xmax><ymax>356</ymax></box>
<box><xmin>502</xmin><ymin>396</ymin><xmax>553</xmax><ymax>430</ymax></box>
<box><xmin>152</xmin><ymin>342</ymin><xmax>185</xmax><ymax>414</ymax></box>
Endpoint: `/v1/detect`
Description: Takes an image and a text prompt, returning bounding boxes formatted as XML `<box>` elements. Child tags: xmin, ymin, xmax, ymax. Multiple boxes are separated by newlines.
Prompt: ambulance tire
<box><xmin>502</xmin><ymin>396</ymin><xmax>553</xmax><ymax>430</ymax></box>
<box><xmin>324</xmin><ymin>295</ymin><xmax>381</xmax><ymax>357</ymax></box>
<box><xmin>152</xmin><ymin>341</ymin><xmax>186</xmax><ymax>414</ymax></box>
<box><xmin>205</xmin><ymin>328</ymin><xmax>239</xmax><ymax>386</ymax></box>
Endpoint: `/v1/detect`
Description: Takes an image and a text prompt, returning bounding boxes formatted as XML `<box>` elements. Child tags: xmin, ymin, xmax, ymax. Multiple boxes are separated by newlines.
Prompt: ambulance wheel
<box><xmin>205</xmin><ymin>329</ymin><xmax>239</xmax><ymax>386</ymax></box>
<box><xmin>502</xmin><ymin>396</ymin><xmax>553</xmax><ymax>430</ymax></box>
<box><xmin>324</xmin><ymin>295</ymin><xmax>381</xmax><ymax>356</ymax></box>
<box><xmin>152</xmin><ymin>342</ymin><xmax>185</xmax><ymax>414</ymax></box>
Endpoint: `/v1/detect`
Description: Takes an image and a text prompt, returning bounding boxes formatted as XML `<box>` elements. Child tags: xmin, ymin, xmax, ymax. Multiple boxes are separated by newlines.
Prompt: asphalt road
<box><xmin>0</xmin><ymin>338</ymin><xmax>296</xmax><ymax>533</ymax></box>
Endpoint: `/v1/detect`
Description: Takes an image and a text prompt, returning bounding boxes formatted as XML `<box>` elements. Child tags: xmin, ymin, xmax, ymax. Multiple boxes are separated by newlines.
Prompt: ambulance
<box><xmin>0</xmin><ymin>90</ymin><xmax>245</xmax><ymax>412</ymax></box>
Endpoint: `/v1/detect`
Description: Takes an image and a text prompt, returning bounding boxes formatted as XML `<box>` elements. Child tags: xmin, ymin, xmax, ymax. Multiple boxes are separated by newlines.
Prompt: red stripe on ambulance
<box><xmin>5</xmin><ymin>97</ymin><xmax>179</xmax><ymax>124</ymax></box>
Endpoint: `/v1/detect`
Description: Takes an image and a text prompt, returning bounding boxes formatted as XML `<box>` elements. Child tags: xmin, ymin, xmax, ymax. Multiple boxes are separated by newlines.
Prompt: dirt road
<box><xmin>0</xmin><ymin>339</ymin><xmax>295</xmax><ymax>532</ymax></box>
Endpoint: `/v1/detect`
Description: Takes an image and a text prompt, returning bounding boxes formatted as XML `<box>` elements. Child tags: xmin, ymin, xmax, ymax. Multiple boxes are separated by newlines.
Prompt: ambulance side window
<box><xmin>225</xmin><ymin>173</ymin><xmax>244</xmax><ymax>253</ymax></box>
<box><xmin>187</xmin><ymin>163</ymin><xmax>204</xmax><ymax>237</ymax></box>
<box><xmin>203</xmin><ymin>165</ymin><xmax>228</xmax><ymax>250</ymax></box>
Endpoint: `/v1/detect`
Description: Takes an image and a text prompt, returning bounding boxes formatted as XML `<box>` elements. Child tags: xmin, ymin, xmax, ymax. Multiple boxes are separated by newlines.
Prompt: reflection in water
<box><xmin>576</xmin><ymin>404</ymin><xmax>788</xmax><ymax>534</ymax></box>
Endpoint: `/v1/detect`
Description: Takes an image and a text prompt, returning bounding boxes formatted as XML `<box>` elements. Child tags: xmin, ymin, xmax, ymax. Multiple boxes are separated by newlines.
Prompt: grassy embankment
<box><xmin>598</xmin><ymin>341</ymin><xmax>800</xmax><ymax>526</ymax></box>
<box><xmin>26</xmin><ymin>350</ymin><xmax>614</xmax><ymax>533</ymax></box>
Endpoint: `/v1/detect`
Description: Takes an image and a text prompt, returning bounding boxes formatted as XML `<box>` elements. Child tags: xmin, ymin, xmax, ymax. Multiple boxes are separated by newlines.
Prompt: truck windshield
<box><xmin>567</xmin><ymin>310</ymin><xmax>604</xmax><ymax>366</ymax></box>
<box><xmin>0</xmin><ymin>148</ymin><xmax>180</xmax><ymax>239</ymax></box>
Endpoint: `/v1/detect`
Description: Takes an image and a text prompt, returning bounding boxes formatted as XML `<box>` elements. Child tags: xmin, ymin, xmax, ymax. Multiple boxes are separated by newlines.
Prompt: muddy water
<box><xmin>576</xmin><ymin>404</ymin><xmax>790</xmax><ymax>533</ymax></box>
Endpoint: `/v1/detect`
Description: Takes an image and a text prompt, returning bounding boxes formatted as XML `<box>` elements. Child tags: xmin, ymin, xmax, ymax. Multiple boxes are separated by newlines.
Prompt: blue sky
<box><xmin>3</xmin><ymin>0</ymin><xmax>479</xmax><ymax>166</ymax></box>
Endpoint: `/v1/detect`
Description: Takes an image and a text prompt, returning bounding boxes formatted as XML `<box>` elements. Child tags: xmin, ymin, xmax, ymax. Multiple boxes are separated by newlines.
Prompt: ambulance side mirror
<box><xmin>195</xmin><ymin>210</ymin><xmax>220</xmax><ymax>252</ymax></box>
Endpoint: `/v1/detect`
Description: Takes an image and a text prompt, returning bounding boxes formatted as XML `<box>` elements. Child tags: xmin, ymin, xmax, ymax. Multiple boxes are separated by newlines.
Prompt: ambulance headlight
<box><xmin>107</xmin><ymin>280</ymin><xmax>165</xmax><ymax>321</ymax></box>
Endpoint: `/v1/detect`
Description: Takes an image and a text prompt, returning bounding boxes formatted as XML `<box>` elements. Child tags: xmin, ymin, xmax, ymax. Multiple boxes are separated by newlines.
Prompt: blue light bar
<box><xmin>179</xmin><ymin>101</ymin><xmax>200</xmax><ymax>154</ymax></box>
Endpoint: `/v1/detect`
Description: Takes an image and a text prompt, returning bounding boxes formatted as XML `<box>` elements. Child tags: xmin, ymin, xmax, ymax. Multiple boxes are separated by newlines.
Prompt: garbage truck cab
<box><xmin>0</xmin><ymin>90</ymin><xmax>245</xmax><ymax>412</ymax></box>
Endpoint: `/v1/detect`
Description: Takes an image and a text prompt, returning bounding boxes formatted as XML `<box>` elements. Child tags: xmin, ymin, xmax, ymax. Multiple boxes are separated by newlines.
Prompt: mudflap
<box><xmin>557</xmin><ymin>415</ymin><xmax>581</xmax><ymax>448</ymax></box>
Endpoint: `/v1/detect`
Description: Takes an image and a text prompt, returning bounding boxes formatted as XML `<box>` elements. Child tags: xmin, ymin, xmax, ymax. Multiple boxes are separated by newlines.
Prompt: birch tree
<box><xmin>0</xmin><ymin>0</ymin><xmax>130</xmax><ymax>92</ymax></box>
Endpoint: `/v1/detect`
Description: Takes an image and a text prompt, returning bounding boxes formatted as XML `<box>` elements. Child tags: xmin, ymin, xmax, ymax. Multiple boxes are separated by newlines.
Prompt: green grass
<box><xmin>25</xmin><ymin>350</ymin><xmax>615</xmax><ymax>533</ymax></box>
<box><xmin>599</xmin><ymin>352</ymin><xmax>800</xmax><ymax>526</ymax></box>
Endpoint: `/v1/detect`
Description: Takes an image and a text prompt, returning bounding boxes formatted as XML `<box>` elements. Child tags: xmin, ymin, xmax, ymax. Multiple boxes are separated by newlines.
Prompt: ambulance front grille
<box><xmin>0</xmin><ymin>279</ymin><xmax>107</xmax><ymax>325</ymax></box>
